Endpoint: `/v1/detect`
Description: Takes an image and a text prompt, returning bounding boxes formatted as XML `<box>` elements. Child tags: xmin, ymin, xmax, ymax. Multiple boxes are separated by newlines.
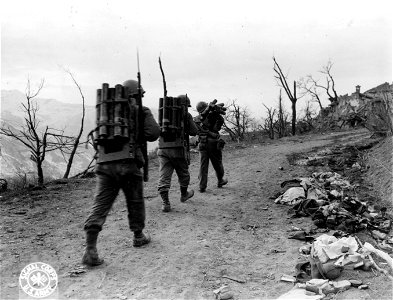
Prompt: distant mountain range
<box><xmin>0</xmin><ymin>90</ymin><xmax>159</xmax><ymax>182</ymax></box>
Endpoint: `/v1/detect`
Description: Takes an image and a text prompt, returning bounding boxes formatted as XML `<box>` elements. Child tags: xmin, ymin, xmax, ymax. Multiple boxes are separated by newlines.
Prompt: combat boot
<box><xmin>133</xmin><ymin>231</ymin><xmax>151</xmax><ymax>247</ymax></box>
<box><xmin>217</xmin><ymin>178</ymin><xmax>228</xmax><ymax>188</ymax></box>
<box><xmin>160</xmin><ymin>191</ymin><xmax>171</xmax><ymax>212</ymax></box>
<box><xmin>82</xmin><ymin>229</ymin><xmax>104</xmax><ymax>266</ymax></box>
<box><xmin>180</xmin><ymin>186</ymin><xmax>194</xmax><ymax>202</ymax></box>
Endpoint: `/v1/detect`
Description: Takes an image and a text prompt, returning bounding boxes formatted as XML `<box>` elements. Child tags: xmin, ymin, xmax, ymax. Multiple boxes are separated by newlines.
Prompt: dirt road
<box><xmin>0</xmin><ymin>129</ymin><xmax>391</xmax><ymax>299</ymax></box>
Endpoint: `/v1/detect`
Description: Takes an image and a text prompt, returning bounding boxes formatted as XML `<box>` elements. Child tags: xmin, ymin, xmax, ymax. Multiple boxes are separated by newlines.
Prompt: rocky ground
<box><xmin>0</xmin><ymin>128</ymin><xmax>392</xmax><ymax>300</ymax></box>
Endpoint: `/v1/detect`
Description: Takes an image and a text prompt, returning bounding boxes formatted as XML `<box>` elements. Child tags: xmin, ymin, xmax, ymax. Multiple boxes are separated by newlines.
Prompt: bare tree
<box><xmin>62</xmin><ymin>70</ymin><xmax>87</xmax><ymax>178</ymax></box>
<box><xmin>301</xmin><ymin>60</ymin><xmax>339</xmax><ymax>108</ymax></box>
<box><xmin>249</xmin><ymin>118</ymin><xmax>263</xmax><ymax>133</ymax></box>
<box><xmin>262</xmin><ymin>104</ymin><xmax>276</xmax><ymax>139</ymax></box>
<box><xmin>305</xmin><ymin>101</ymin><xmax>316</xmax><ymax>123</ymax></box>
<box><xmin>303</xmin><ymin>100</ymin><xmax>317</xmax><ymax>129</ymax></box>
<box><xmin>295</xmin><ymin>101</ymin><xmax>319</xmax><ymax>134</ymax></box>
<box><xmin>222</xmin><ymin>100</ymin><xmax>252</xmax><ymax>142</ymax></box>
<box><xmin>273</xmin><ymin>57</ymin><xmax>298</xmax><ymax>135</ymax></box>
<box><xmin>319</xmin><ymin>60</ymin><xmax>339</xmax><ymax>104</ymax></box>
<box><xmin>275</xmin><ymin>89</ymin><xmax>289</xmax><ymax>138</ymax></box>
<box><xmin>298</xmin><ymin>76</ymin><xmax>323</xmax><ymax>111</ymax></box>
<box><xmin>0</xmin><ymin>79</ymin><xmax>74</xmax><ymax>186</ymax></box>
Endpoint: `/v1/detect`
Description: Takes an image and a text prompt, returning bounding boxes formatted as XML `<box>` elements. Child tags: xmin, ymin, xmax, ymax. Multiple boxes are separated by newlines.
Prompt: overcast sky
<box><xmin>1</xmin><ymin>0</ymin><xmax>392</xmax><ymax>118</ymax></box>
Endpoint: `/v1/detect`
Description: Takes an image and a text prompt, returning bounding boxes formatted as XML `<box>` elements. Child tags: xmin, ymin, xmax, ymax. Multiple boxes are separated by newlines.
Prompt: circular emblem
<box><xmin>19</xmin><ymin>262</ymin><xmax>58</xmax><ymax>298</ymax></box>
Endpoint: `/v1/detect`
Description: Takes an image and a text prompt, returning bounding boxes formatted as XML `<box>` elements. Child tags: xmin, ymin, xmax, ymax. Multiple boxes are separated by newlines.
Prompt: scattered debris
<box><xmin>349</xmin><ymin>279</ymin><xmax>362</xmax><ymax>287</ymax></box>
<box><xmin>276</xmin><ymin>286</ymin><xmax>324</xmax><ymax>300</ymax></box>
<box><xmin>331</xmin><ymin>280</ymin><xmax>352</xmax><ymax>291</ymax></box>
<box><xmin>289</xmin><ymin>226</ymin><xmax>303</xmax><ymax>231</ymax></box>
<box><xmin>67</xmin><ymin>265</ymin><xmax>87</xmax><ymax>277</ymax></box>
<box><xmin>299</xmin><ymin>245</ymin><xmax>312</xmax><ymax>255</ymax></box>
<box><xmin>213</xmin><ymin>285</ymin><xmax>234</xmax><ymax>300</ymax></box>
<box><xmin>288</xmin><ymin>230</ymin><xmax>315</xmax><ymax>242</ymax></box>
<box><xmin>268</xmin><ymin>249</ymin><xmax>286</xmax><ymax>254</ymax></box>
<box><xmin>295</xmin><ymin>261</ymin><xmax>312</xmax><ymax>282</ymax></box>
<box><xmin>371</xmin><ymin>230</ymin><xmax>387</xmax><ymax>240</ymax></box>
<box><xmin>221</xmin><ymin>275</ymin><xmax>246</xmax><ymax>284</ymax></box>
<box><xmin>358</xmin><ymin>284</ymin><xmax>369</xmax><ymax>290</ymax></box>
<box><xmin>280</xmin><ymin>274</ymin><xmax>296</xmax><ymax>283</ymax></box>
<box><xmin>275</xmin><ymin>171</ymin><xmax>392</xmax><ymax>237</ymax></box>
<box><xmin>275</xmin><ymin>187</ymin><xmax>305</xmax><ymax>205</ymax></box>
<box><xmin>304</xmin><ymin>279</ymin><xmax>332</xmax><ymax>295</ymax></box>
<box><xmin>278</xmin><ymin>276</ymin><xmax>369</xmax><ymax>299</ymax></box>
<box><xmin>288</xmin><ymin>231</ymin><xmax>393</xmax><ymax>294</ymax></box>
<box><xmin>275</xmin><ymin>143</ymin><xmax>392</xmax><ymax>296</ymax></box>
<box><xmin>219</xmin><ymin>291</ymin><xmax>234</xmax><ymax>300</ymax></box>
<box><xmin>312</xmin><ymin>235</ymin><xmax>359</xmax><ymax>265</ymax></box>
<box><xmin>362</xmin><ymin>242</ymin><xmax>393</xmax><ymax>271</ymax></box>
<box><xmin>378</xmin><ymin>240</ymin><xmax>393</xmax><ymax>252</ymax></box>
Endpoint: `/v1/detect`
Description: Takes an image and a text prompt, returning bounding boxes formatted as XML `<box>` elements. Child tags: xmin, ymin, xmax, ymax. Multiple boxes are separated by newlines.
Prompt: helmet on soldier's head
<box><xmin>178</xmin><ymin>94</ymin><xmax>191</xmax><ymax>107</ymax></box>
<box><xmin>196</xmin><ymin>101</ymin><xmax>208</xmax><ymax>113</ymax></box>
<box><xmin>123</xmin><ymin>79</ymin><xmax>145</xmax><ymax>96</ymax></box>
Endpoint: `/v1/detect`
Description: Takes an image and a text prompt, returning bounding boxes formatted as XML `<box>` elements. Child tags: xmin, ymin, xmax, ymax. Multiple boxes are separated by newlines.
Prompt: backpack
<box><xmin>94</xmin><ymin>83</ymin><xmax>139</xmax><ymax>163</ymax></box>
<box><xmin>158</xmin><ymin>96</ymin><xmax>188</xmax><ymax>148</ymax></box>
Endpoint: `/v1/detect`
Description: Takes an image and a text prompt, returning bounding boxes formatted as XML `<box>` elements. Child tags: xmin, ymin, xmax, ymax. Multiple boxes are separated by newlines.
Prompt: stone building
<box><xmin>322</xmin><ymin>82</ymin><xmax>392</xmax><ymax>135</ymax></box>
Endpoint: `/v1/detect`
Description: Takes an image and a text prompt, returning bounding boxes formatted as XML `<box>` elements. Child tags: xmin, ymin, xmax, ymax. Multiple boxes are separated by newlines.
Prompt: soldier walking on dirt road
<box><xmin>157</xmin><ymin>95</ymin><xmax>199</xmax><ymax>212</ymax></box>
<box><xmin>82</xmin><ymin>79</ymin><xmax>160</xmax><ymax>266</ymax></box>
<box><xmin>194</xmin><ymin>100</ymin><xmax>228</xmax><ymax>193</ymax></box>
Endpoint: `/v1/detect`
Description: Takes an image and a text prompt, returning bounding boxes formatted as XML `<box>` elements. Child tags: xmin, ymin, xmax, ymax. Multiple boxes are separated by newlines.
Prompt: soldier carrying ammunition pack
<box><xmin>194</xmin><ymin>100</ymin><xmax>228</xmax><ymax>192</ymax></box>
<box><xmin>157</xmin><ymin>94</ymin><xmax>198</xmax><ymax>212</ymax></box>
<box><xmin>82</xmin><ymin>78</ymin><xmax>160</xmax><ymax>266</ymax></box>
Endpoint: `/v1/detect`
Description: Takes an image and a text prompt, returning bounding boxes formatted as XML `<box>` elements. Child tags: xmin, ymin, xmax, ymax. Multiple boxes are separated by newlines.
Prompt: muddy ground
<box><xmin>0</xmin><ymin>128</ymin><xmax>392</xmax><ymax>300</ymax></box>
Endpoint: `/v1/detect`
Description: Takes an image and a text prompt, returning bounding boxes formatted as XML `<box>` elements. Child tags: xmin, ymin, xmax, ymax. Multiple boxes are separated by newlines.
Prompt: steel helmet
<box><xmin>123</xmin><ymin>79</ymin><xmax>145</xmax><ymax>96</ymax></box>
<box><xmin>178</xmin><ymin>94</ymin><xmax>191</xmax><ymax>107</ymax></box>
<box><xmin>196</xmin><ymin>101</ymin><xmax>208</xmax><ymax>113</ymax></box>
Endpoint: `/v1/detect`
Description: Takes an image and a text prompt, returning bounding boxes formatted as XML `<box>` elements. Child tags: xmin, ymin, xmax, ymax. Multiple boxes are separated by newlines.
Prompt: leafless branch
<box><xmin>61</xmin><ymin>68</ymin><xmax>87</xmax><ymax>178</ymax></box>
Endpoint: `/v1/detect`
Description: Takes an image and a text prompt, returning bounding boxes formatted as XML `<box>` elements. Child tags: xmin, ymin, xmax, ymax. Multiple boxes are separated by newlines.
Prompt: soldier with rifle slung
<box><xmin>82</xmin><ymin>78</ymin><xmax>160</xmax><ymax>266</ymax></box>
<box><xmin>194</xmin><ymin>100</ymin><xmax>228</xmax><ymax>193</ymax></box>
<box><xmin>157</xmin><ymin>94</ymin><xmax>199</xmax><ymax>212</ymax></box>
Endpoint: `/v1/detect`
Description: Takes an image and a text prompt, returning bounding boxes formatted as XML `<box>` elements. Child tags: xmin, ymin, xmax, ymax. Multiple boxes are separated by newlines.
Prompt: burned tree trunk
<box><xmin>63</xmin><ymin>70</ymin><xmax>86</xmax><ymax>179</ymax></box>
<box><xmin>273</xmin><ymin>57</ymin><xmax>298</xmax><ymax>135</ymax></box>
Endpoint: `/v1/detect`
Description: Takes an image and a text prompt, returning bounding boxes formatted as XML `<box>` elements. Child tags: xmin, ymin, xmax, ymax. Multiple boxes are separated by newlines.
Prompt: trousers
<box><xmin>198</xmin><ymin>138</ymin><xmax>224</xmax><ymax>189</ymax></box>
<box><xmin>157</xmin><ymin>148</ymin><xmax>190</xmax><ymax>193</ymax></box>
<box><xmin>84</xmin><ymin>161</ymin><xmax>145</xmax><ymax>232</ymax></box>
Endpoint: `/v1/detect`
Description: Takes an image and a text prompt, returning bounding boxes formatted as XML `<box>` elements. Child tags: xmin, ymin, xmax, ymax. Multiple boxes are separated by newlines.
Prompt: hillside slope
<box><xmin>366</xmin><ymin>136</ymin><xmax>393</xmax><ymax>206</ymax></box>
<box><xmin>1</xmin><ymin>90</ymin><xmax>96</xmax><ymax>180</ymax></box>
